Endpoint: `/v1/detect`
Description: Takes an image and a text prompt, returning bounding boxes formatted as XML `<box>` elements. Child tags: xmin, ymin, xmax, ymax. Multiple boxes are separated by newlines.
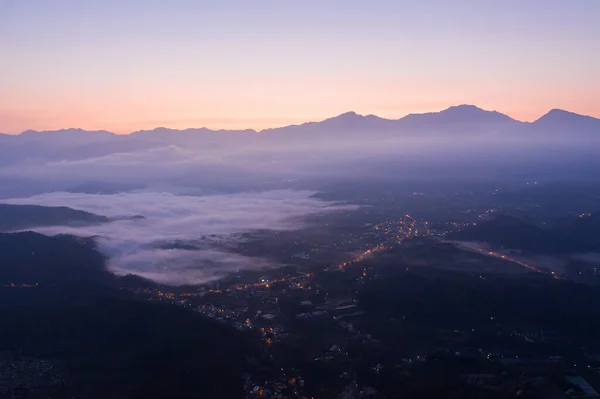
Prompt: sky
<box><xmin>1</xmin><ymin>0</ymin><xmax>599</xmax><ymax>134</ymax></box>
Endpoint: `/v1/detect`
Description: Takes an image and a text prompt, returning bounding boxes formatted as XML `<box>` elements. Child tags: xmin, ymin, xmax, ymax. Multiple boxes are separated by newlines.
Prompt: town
<box><xmin>130</xmin><ymin>199</ymin><xmax>600</xmax><ymax>398</ymax></box>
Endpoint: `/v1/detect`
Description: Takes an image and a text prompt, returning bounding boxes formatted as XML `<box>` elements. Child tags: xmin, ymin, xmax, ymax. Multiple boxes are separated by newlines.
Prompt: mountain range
<box><xmin>0</xmin><ymin>104</ymin><xmax>598</xmax><ymax>185</ymax></box>
<box><xmin>1</xmin><ymin>105</ymin><xmax>598</xmax><ymax>141</ymax></box>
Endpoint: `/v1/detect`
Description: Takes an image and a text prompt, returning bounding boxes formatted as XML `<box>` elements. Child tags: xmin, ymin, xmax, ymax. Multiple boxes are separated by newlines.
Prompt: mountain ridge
<box><xmin>5</xmin><ymin>105</ymin><xmax>598</xmax><ymax>137</ymax></box>
<box><xmin>0</xmin><ymin>204</ymin><xmax>109</xmax><ymax>232</ymax></box>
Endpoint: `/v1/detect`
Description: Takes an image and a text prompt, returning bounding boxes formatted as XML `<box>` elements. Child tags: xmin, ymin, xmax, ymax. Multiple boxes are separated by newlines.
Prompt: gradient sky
<box><xmin>1</xmin><ymin>0</ymin><xmax>599</xmax><ymax>133</ymax></box>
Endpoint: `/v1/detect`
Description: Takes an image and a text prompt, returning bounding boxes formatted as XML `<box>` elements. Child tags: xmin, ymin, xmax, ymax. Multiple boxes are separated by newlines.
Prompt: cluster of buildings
<box><xmin>0</xmin><ymin>354</ymin><xmax>65</xmax><ymax>397</ymax></box>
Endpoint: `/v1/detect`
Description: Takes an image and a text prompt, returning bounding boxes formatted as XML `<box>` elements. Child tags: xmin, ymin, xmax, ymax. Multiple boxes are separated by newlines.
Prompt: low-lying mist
<box><xmin>1</xmin><ymin>190</ymin><xmax>357</xmax><ymax>285</ymax></box>
<box><xmin>1</xmin><ymin>106</ymin><xmax>599</xmax><ymax>284</ymax></box>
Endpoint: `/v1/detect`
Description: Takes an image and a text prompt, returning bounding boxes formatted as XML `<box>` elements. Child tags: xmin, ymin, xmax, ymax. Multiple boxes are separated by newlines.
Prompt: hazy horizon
<box><xmin>1</xmin><ymin>104</ymin><xmax>598</xmax><ymax>135</ymax></box>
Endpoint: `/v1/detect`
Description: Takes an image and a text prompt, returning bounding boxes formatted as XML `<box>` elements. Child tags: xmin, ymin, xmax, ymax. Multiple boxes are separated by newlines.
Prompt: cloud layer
<box><xmin>1</xmin><ymin>190</ymin><xmax>355</xmax><ymax>285</ymax></box>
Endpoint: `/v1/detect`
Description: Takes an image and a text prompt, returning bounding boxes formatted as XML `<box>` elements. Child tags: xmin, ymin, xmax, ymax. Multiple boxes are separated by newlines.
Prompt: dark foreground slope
<box><xmin>0</xmin><ymin>231</ymin><xmax>261</xmax><ymax>399</ymax></box>
<box><xmin>0</xmin><ymin>231</ymin><xmax>109</xmax><ymax>285</ymax></box>
<box><xmin>0</xmin><ymin>286</ymin><xmax>260</xmax><ymax>399</ymax></box>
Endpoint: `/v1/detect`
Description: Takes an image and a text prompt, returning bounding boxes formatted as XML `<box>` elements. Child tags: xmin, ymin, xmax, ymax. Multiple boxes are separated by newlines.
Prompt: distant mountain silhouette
<box><xmin>129</xmin><ymin>127</ymin><xmax>259</xmax><ymax>147</ymax></box>
<box><xmin>0</xmin><ymin>105</ymin><xmax>597</xmax><ymax>169</ymax></box>
<box><xmin>314</xmin><ymin>111</ymin><xmax>391</xmax><ymax>130</ymax></box>
<box><xmin>400</xmin><ymin>105</ymin><xmax>519</xmax><ymax>126</ymax></box>
<box><xmin>18</xmin><ymin>128</ymin><xmax>117</xmax><ymax>146</ymax></box>
<box><xmin>5</xmin><ymin>105</ymin><xmax>595</xmax><ymax>139</ymax></box>
<box><xmin>131</xmin><ymin>127</ymin><xmax>257</xmax><ymax>136</ymax></box>
<box><xmin>0</xmin><ymin>204</ymin><xmax>109</xmax><ymax>232</ymax></box>
<box><xmin>533</xmin><ymin>109</ymin><xmax>600</xmax><ymax>135</ymax></box>
<box><xmin>264</xmin><ymin>105</ymin><xmax>521</xmax><ymax>136</ymax></box>
<box><xmin>262</xmin><ymin>111</ymin><xmax>396</xmax><ymax>134</ymax></box>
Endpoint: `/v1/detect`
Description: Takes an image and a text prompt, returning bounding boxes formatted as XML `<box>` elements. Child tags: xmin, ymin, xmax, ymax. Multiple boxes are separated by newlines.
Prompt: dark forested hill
<box><xmin>0</xmin><ymin>203</ymin><xmax>108</xmax><ymax>231</ymax></box>
<box><xmin>0</xmin><ymin>285</ymin><xmax>261</xmax><ymax>398</ymax></box>
<box><xmin>0</xmin><ymin>231</ymin><xmax>109</xmax><ymax>285</ymax></box>
<box><xmin>0</xmin><ymin>228</ymin><xmax>261</xmax><ymax>398</ymax></box>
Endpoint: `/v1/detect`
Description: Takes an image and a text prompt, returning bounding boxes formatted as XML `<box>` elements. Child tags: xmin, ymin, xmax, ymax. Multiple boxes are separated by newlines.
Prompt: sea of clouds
<box><xmin>2</xmin><ymin>190</ymin><xmax>356</xmax><ymax>285</ymax></box>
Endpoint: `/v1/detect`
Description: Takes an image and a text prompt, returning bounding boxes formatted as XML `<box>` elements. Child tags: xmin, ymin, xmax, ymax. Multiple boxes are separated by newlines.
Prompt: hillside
<box><xmin>0</xmin><ymin>285</ymin><xmax>260</xmax><ymax>398</ymax></box>
<box><xmin>0</xmin><ymin>231</ymin><xmax>109</xmax><ymax>285</ymax></box>
<box><xmin>0</xmin><ymin>203</ymin><xmax>108</xmax><ymax>231</ymax></box>
<box><xmin>0</xmin><ymin>228</ymin><xmax>261</xmax><ymax>398</ymax></box>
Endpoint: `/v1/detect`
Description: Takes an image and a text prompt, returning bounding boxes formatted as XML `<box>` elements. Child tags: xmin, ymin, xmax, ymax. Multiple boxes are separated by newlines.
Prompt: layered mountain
<box><xmin>261</xmin><ymin>105</ymin><xmax>524</xmax><ymax>137</ymax></box>
<box><xmin>400</xmin><ymin>104</ymin><xmax>519</xmax><ymax>127</ymax></box>
<box><xmin>261</xmin><ymin>111</ymin><xmax>397</xmax><ymax>135</ymax></box>
<box><xmin>17</xmin><ymin>128</ymin><xmax>117</xmax><ymax>146</ymax></box>
<box><xmin>3</xmin><ymin>105</ymin><xmax>597</xmax><ymax>144</ymax></box>
<box><xmin>0</xmin><ymin>105</ymin><xmax>597</xmax><ymax>176</ymax></box>
<box><xmin>129</xmin><ymin>126</ymin><xmax>259</xmax><ymax>147</ymax></box>
<box><xmin>533</xmin><ymin>109</ymin><xmax>600</xmax><ymax>130</ymax></box>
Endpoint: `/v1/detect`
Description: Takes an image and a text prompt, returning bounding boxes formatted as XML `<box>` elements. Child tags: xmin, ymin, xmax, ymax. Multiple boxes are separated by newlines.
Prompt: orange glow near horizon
<box><xmin>2</xmin><ymin>79</ymin><xmax>599</xmax><ymax>134</ymax></box>
<box><xmin>2</xmin><ymin>2</ymin><xmax>599</xmax><ymax>134</ymax></box>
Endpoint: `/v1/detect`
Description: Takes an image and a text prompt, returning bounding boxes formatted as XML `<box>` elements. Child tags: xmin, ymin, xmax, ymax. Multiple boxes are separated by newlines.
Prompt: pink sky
<box><xmin>2</xmin><ymin>78</ymin><xmax>598</xmax><ymax>134</ymax></box>
<box><xmin>2</xmin><ymin>1</ymin><xmax>599</xmax><ymax>134</ymax></box>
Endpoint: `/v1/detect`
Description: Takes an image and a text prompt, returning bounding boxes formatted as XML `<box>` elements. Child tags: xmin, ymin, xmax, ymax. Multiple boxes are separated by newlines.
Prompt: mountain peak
<box><xmin>441</xmin><ymin>104</ymin><xmax>508</xmax><ymax>118</ymax></box>
<box><xmin>444</xmin><ymin>104</ymin><xmax>484</xmax><ymax>112</ymax></box>
<box><xmin>534</xmin><ymin>109</ymin><xmax>599</xmax><ymax>129</ymax></box>
<box><xmin>15</xmin><ymin>128</ymin><xmax>117</xmax><ymax>146</ymax></box>
<box><xmin>547</xmin><ymin>108</ymin><xmax>571</xmax><ymax>114</ymax></box>
<box><xmin>332</xmin><ymin>111</ymin><xmax>361</xmax><ymax>119</ymax></box>
<box><xmin>20</xmin><ymin>128</ymin><xmax>113</xmax><ymax>135</ymax></box>
<box><xmin>536</xmin><ymin>108</ymin><xmax>583</xmax><ymax>122</ymax></box>
<box><xmin>320</xmin><ymin>110</ymin><xmax>395</xmax><ymax>129</ymax></box>
<box><xmin>401</xmin><ymin>104</ymin><xmax>516</xmax><ymax>125</ymax></box>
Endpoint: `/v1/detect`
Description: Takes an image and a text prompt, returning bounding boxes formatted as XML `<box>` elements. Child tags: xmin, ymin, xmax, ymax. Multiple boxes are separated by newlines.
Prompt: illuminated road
<box><xmin>163</xmin><ymin>213</ymin><xmax>566</xmax><ymax>298</ymax></box>
<box><xmin>449</xmin><ymin>241</ymin><xmax>560</xmax><ymax>279</ymax></box>
<box><xmin>335</xmin><ymin>244</ymin><xmax>387</xmax><ymax>271</ymax></box>
<box><xmin>207</xmin><ymin>242</ymin><xmax>390</xmax><ymax>294</ymax></box>
<box><xmin>211</xmin><ymin>215</ymin><xmax>422</xmax><ymax>293</ymax></box>
<box><xmin>1</xmin><ymin>283</ymin><xmax>38</xmax><ymax>288</ymax></box>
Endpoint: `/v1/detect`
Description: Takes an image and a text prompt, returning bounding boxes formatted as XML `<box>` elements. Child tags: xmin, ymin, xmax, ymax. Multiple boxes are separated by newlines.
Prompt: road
<box><xmin>449</xmin><ymin>240</ymin><xmax>561</xmax><ymax>279</ymax></box>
